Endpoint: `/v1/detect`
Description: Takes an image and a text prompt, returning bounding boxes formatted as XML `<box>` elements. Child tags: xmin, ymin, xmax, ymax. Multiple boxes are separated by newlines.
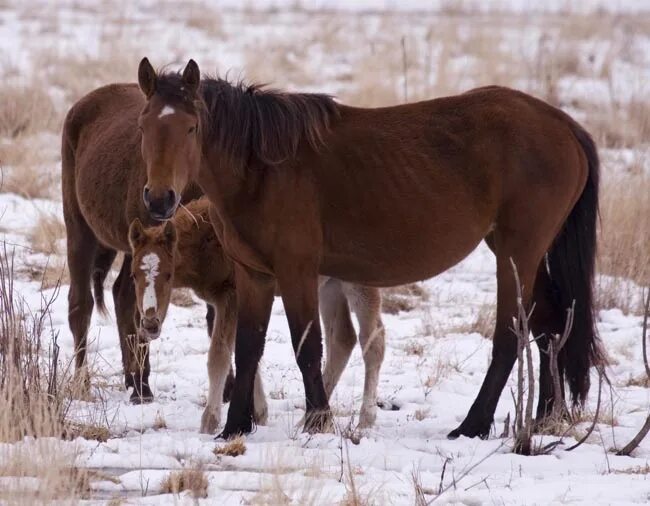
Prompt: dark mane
<box><xmin>154</xmin><ymin>72</ymin><xmax>339</xmax><ymax>173</ymax></box>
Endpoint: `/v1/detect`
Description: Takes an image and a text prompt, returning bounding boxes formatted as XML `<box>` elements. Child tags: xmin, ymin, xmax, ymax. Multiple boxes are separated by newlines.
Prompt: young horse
<box><xmin>128</xmin><ymin>198</ymin><xmax>385</xmax><ymax>433</ymax></box>
<box><xmin>136</xmin><ymin>58</ymin><xmax>603</xmax><ymax>440</ymax></box>
<box><xmin>61</xmin><ymin>81</ymin><xmax>212</xmax><ymax>403</ymax></box>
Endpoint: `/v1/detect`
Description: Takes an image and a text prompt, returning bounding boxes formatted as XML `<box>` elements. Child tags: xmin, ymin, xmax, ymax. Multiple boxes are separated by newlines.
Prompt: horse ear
<box><xmin>138</xmin><ymin>57</ymin><xmax>156</xmax><ymax>98</ymax></box>
<box><xmin>162</xmin><ymin>220</ymin><xmax>177</xmax><ymax>249</ymax></box>
<box><xmin>181</xmin><ymin>59</ymin><xmax>200</xmax><ymax>95</ymax></box>
<box><xmin>129</xmin><ymin>218</ymin><xmax>146</xmax><ymax>250</ymax></box>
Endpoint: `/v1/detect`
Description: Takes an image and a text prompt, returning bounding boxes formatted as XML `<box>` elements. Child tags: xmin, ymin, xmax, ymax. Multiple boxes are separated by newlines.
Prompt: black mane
<box><xmin>154</xmin><ymin>72</ymin><xmax>339</xmax><ymax>173</ymax></box>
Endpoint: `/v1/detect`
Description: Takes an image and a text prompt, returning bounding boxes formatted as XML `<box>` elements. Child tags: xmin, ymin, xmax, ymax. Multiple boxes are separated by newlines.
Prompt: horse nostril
<box><xmin>143</xmin><ymin>187</ymin><xmax>151</xmax><ymax>207</ymax></box>
<box><xmin>166</xmin><ymin>189</ymin><xmax>176</xmax><ymax>207</ymax></box>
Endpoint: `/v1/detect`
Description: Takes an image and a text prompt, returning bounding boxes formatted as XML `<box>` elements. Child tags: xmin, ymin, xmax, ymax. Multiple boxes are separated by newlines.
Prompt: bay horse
<box><xmin>136</xmin><ymin>58</ymin><xmax>603</xmax><ymax>440</ymax></box>
<box><xmin>128</xmin><ymin>198</ymin><xmax>385</xmax><ymax>432</ymax></box>
<box><xmin>61</xmin><ymin>82</ymin><xmax>219</xmax><ymax>403</ymax></box>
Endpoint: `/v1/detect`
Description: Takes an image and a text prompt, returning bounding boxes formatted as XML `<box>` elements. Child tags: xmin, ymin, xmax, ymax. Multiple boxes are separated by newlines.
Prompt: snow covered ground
<box><xmin>1</xmin><ymin>1</ymin><xmax>649</xmax><ymax>504</ymax></box>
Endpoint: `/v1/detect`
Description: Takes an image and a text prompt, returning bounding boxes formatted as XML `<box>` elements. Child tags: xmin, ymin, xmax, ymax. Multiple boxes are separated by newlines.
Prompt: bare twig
<box><xmin>510</xmin><ymin>258</ymin><xmax>535</xmax><ymax>455</ymax></box>
<box><xmin>500</xmin><ymin>412</ymin><xmax>510</xmax><ymax>439</ymax></box>
<box><xmin>400</xmin><ymin>36</ymin><xmax>408</xmax><ymax>102</ymax></box>
<box><xmin>438</xmin><ymin>456</ymin><xmax>451</xmax><ymax>495</ymax></box>
<box><xmin>429</xmin><ymin>441</ymin><xmax>507</xmax><ymax>503</ymax></box>
<box><xmin>616</xmin><ymin>415</ymin><xmax>650</xmax><ymax>456</ymax></box>
<box><xmin>641</xmin><ymin>288</ymin><xmax>650</xmax><ymax>379</ymax></box>
<box><xmin>549</xmin><ymin>301</ymin><xmax>575</xmax><ymax>422</ymax></box>
<box><xmin>565</xmin><ymin>367</ymin><xmax>604</xmax><ymax>451</ymax></box>
<box><xmin>616</xmin><ymin>291</ymin><xmax>650</xmax><ymax>456</ymax></box>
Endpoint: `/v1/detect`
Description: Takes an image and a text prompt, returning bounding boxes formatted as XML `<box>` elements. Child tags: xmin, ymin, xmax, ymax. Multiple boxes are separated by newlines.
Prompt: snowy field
<box><xmin>1</xmin><ymin>1</ymin><xmax>650</xmax><ymax>504</ymax></box>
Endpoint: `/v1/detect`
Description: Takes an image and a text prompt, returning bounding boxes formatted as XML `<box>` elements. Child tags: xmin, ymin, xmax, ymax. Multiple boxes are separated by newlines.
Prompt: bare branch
<box><xmin>566</xmin><ymin>367</ymin><xmax>603</xmax><ymax>452</ymax></box>
<box><xmin>509</xmin><ymin>258</ymin><xmax>535</xmax><ymax>455</ymax></box>
<box><xmin>429</xmin><ymin>441</ymin><xmax>507</xmax><ymax>504</ymax></box>
<box><xmin>616</xmin><ymin>415</ymin><xmax>650</xmax><ymax>456</ymax></box>
<box><xmin>616</xmin><ymin>291</ymin><xmax>650</xmax><ymax>456</ymax></box>
<box><xmin>642</xmin><ymin>288</ymin><xmax>650</xmax><ymax>379</ymax></box>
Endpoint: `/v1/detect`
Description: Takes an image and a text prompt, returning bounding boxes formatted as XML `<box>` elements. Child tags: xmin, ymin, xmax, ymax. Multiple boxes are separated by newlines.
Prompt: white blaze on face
<box><xmin>140</xmin><ymin>253</ymin><xmax>160</xmax><ymax>312</ymax></box>
<box><xmin>158</xmin><ymin>105</ymin><xmax>175</xmax><ymax>118</ymax></box>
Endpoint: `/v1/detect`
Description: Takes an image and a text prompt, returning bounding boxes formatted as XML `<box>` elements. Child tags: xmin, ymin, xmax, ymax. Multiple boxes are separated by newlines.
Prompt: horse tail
<box><xmin>546</xmin><ymin>120</ymin><xmax>604</xmax><ymax>405</ymax></box>
<box><xmin>92</xmin><ymin>247</ymin><xmax>116</xmax><ymax>317</ymax></box>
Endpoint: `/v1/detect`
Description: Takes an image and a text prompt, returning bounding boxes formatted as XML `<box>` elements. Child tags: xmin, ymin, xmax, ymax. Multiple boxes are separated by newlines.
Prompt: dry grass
<box><xmin>160</xmin><ymin>466</ymin><xmax>209</xmax><ymax>498</ymax></box>
<box><xmin>613</xmin><ymin>464</ymin><xmax>650</xmax><ymax>475</ymax></box>
<box><xmin>38</xmin><ymin>45</ymin><xmax>141</xmax><ymax>104</ymax></box>
<box><xmin>170</xmin><ymin>288</ymin><xmax>198</xmax><ymax>307</ymax></box>
<box><xmin>381</xmin><ymin>283</ymin><xmax>428</xmax><ymax>315</ymax></box>
<box><xmin>0</xmin><ymin>443</ymin><xmax>93</xmax><ymax>503</ymax></box>
<box><xmin>447</xmin><ymin>302</ymin><xmax>496</xmax><ymax>338</ymax></box>
<box><xmin>0</xmin><ymin>84</ymin><xmax>58</xmax><ymax>139</ymax></box>
<box><xmin>153</xmin><ymin>410</ymin><xmax>167</xmax><ymax>430</ymax></box>
<box><xmin>213</xmin><ymin>436</ymin><xmax>246</xmax><ymax>457</ymax></box>
<box><xmin>28</xmin><ymin>213</ymin><xmax>66</xmax><ymax>255</ymax></box>
<box><xmin>0</xmin><ymin>245</ymin><xmax>96</xmax><ymax>503</ymax></box>
<box><xmin>62</xmin><ymin>421</ymin><xmax>110</xmax><ymax>442</ymax></box>
<box><xmin>403</xmin><ymin>340</ymin><xmax>427</xmax><ymax>357</ymax></box>
<box><xmin>597</xmin><ymin>174</ymin><xmax>650</xmax><ymax>314</ymax></box>
<box><xmin>183</xmin><ymin>3</ymin><xmax>224</xmax><ymax>38</ymax></box>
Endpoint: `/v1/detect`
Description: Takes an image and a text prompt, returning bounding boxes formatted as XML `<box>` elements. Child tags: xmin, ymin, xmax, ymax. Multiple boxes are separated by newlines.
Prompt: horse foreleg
<box><xmin>219</xmin><ymin>266</ymin><xmax>275</xmax><ymax>439</ymax></box>
<box><xmin>278</xmin><ymin>267</ymin><xmax>333</xmax><ymax>434</ymax></box>
<box><xmin>201</xmin><ymin>293</ymin><xmax>236</xmax><ymax>433</ymax></box>
<box><xmin>350</xmin><ymin>285</ymin><xmax>385</xmax><ymax>429</ymax></box>
<box><xmin>320</xmin><ymin>279</ymin><xmax>357</xmax><ymax>400</ymax></box>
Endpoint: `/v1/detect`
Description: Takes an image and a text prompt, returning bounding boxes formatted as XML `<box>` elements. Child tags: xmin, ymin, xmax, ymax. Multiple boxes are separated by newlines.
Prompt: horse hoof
<box><xmin>447</xmin><ymin>421</ymin><xmax>491</xmax><ymax>440</ymax></box>
<box><xmin>253</xmin><ymin>405</ymin><xmax>268</xmax><ymax>426</ymax></box>
<box><xmin>200</xmin><ymin>409</ymin><xmax>220</xmax><ymax>434</ymax></box>
<box><xmin>303</xmin><ymin>409</ymin><xmax>334</xmax><ymax>434</ymax></box>
<box><xmin>218</xmin><ymin>417</ymin><xmax>253</xmax><ymax>440</ymax></box>
<box><xmin>357</xmin><ymin>408</ymin><xmax>376</xmax><ymax>429</ymax></box>
<box><xmin>130</xmin><ymin>385</ymin><xmax>154</xmax><ymax>405</ymax></box>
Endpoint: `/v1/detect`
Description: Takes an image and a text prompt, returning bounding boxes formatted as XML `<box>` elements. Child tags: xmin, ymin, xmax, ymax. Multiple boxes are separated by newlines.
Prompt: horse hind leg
<box><xmin>113</xmin><ymin>255</ymin><xmax>153</xmax><ymax>403</ymax></box>
<box><xmin>530</xmin><ymin>262</ymin><xmax>569</xmax><ymax>426</ymax></box>
<box><xmin>347</xmin><ymin>284</ymin><xmax>385</xmax><ymax>429</ymax></box>
<box><xmin>63</xmin><ymin>200</ymin><xmax>98</xmax><ymax>396</ymax></box>
<box><xmin>449</xmin><ymin>230</ymin><xmax>547</xmax><ymax>439</ymax></box>
<box><xmin>206</xmin><ymin>304</ymin><xmax>235</xmax><ymax>403</ymax></box>
<box><xmin>319</xmin><ymin>279</ymin><xmax>357</xmax><ymax>400</ymax></box>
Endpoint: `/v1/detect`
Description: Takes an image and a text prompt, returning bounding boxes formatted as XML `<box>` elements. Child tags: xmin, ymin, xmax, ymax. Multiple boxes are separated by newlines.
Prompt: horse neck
<box><xmin>172</xmin><ymin>226</ymin><xmax>225</xmax><ymax>304</ymax></box>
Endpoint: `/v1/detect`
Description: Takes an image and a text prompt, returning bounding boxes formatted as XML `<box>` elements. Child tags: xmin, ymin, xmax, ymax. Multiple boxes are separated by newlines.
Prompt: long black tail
<box><xmin>546</xmin><ymin>120</ymin><xmax>604</xmax><ymax>405</ymax></box>
<box><xmin>92</xmin><ymin>247</ymin><xmax>117</xmax><ymax>317</ymax></box>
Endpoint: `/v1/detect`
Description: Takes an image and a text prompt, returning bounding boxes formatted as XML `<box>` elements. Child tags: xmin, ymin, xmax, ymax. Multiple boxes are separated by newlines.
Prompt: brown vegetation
<box><xmin>160</xmin><ymin>467</ymin><xmax>209</xmax><ymax>498</ymax></box>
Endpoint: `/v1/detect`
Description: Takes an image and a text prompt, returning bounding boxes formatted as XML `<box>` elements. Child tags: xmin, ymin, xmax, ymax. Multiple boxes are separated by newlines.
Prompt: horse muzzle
<box><xmin>139</xmin><ymin>316</ymin><xmax>161</xmax><ymax>341</ymax></box>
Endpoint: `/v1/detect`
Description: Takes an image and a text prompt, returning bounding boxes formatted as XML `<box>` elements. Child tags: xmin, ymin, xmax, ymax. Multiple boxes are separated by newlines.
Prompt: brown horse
<box><xmin>128</xmin><ymin>198</ymin><xmax>385</xmax><ymax>433</ymax></box>
<box><xmin>136</xmin><ymin>58</ymin><xmax>603</xmax><ymax>440</ymax></box>
<box><xmin>61</xmin><ymin>82</ymin><xmax>215</xmax><ymax>403</ymax></box>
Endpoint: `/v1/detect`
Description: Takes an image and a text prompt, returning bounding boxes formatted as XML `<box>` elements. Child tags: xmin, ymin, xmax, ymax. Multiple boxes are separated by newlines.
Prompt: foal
<box><xmin>128</xmin><ymin>199</ymin><xmax>385</xmax><ymax>432</ymax></box>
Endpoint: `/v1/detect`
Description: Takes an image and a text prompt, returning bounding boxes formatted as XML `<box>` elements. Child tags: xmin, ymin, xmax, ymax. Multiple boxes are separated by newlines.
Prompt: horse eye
<box><xmin>166</xmin><ymin>273</ymin><xmax>172</xmax><ymax>281</ymax></box>
<box><xmin>188</xmin><ymin>125</ymin><xmax>197</xmax><ymax>134</ymax></box>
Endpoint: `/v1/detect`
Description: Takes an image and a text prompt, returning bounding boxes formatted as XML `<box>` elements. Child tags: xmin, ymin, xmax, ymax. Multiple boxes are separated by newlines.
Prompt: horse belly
<box><xmin>320</xmin><ymin>211</ymin><xmax>491</xmax><ymax>287</ymax></box>
<box><xmin>74</xmin><ymin>139</ymin><xmax>136</xmax><ymax>252</ymax></box>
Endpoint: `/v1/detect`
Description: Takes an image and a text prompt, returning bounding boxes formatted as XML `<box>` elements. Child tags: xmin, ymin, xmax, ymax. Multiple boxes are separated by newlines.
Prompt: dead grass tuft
<box><xmin>62</xmin><ymin>421</ymin><xmax>110</xmax><ymax>442</ymax></box>
<box><xmin>153</xmin><ymin>410</ymin><xmax>167</xmax><ymax>430</ymax></box>
<box><xmin>613</xmin><ymin>464</ymin><xmax>650</xmax><ymax>475</ymax></box>
<box><xmin>381</xmin><ymin>283</ymin><xmax>428</xmax><ymax>315</ymax></box>
<box><xmin>448</xmin><ymin>302</ymin><xmax>496</xmax><ymax>338</ymax></box>
<box><xmin>160</xmin><ymin>466</ymin><xmax>209</xmax><ymax>498</ymax></box>
<box><xmin>213</xmin><ymin>436</ymin><xmax>246</xmax><ymax>457</ymax></box>
<box><xmin>170</xmin><ymin>288</ymin><xmax>198</xmax><ymax>307</ymax></box>
<box><xmin>28</xmin><ymin>213</ymin><xmax>66</xmax><ymax>255</ymax></box>
<box><xmin>597</xmin><ymin>174</ymin><xmax>650</xmax><ymax>314</ymax></box>
<box><xmin>0</xmin><ymin>85</ymin><xmax>58</xmax><ymax>138</ymax></box>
